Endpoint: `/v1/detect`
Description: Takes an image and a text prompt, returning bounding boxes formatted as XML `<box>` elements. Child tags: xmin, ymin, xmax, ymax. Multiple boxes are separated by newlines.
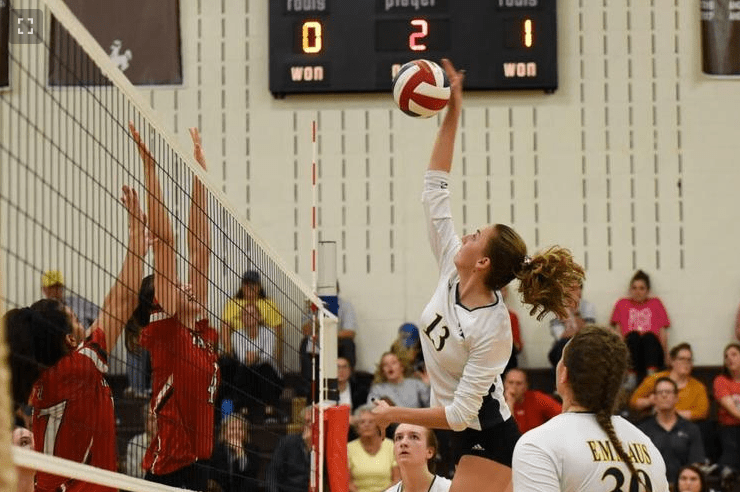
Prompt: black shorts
<box><xmin>450</xmin><ymin>417</ymin><xmax>521</xmax><ymax>468</ymax></box>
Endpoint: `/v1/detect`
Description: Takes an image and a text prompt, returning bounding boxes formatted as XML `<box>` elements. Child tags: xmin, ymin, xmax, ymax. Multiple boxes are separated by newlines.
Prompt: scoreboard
<box><xmin>269</xmin><ymin>0</ymin><xmax>558</xmax><ymax>96</ymax></box>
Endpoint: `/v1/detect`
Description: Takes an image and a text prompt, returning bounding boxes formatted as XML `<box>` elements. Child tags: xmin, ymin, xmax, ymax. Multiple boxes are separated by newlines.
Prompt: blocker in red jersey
<box><xmin>392</xmin><ymin>59</ymin><xmax>450</xmax><ymax>118</ymax></box>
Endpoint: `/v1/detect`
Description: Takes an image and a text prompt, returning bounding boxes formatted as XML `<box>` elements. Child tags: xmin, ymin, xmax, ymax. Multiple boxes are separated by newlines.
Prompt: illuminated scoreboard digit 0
<box><xmin>269</xmin><ymin>0</ymin><xmax>557</xmax><ymax>96</ymax></box>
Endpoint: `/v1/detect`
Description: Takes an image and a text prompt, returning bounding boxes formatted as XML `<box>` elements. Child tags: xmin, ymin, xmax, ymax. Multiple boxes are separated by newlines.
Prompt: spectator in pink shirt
<box><xmin>610</xmin><ymin>270</ymin><xmax>670</xmax><ymax>388</ymax></box>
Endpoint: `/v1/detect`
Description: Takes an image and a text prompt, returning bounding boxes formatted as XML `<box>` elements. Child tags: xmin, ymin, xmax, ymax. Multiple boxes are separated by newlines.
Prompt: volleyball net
<box><xmin>0</xmin><ymin>0</ymin><xmax>339</xmax><ymax>489</ymax></box>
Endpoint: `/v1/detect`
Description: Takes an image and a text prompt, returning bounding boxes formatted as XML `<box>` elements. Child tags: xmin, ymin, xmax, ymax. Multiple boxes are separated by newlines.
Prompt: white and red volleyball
<box><xmin>392</xmin><ymin>59</ymin><xmax>450</xmax><ymax>118</ymax></box>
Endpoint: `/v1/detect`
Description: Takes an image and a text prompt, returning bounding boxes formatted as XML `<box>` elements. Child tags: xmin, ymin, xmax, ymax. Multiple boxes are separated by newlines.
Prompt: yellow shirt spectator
<box><xmin>629</xmin><ymin>370</ymin><xmax>709</xmax><ymax>420</ymax></box>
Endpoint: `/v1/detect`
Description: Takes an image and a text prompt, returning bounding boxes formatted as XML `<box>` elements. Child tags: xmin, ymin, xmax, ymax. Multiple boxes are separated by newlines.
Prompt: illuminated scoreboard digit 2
<box><xmin>269</xmin><ymin>0</ymin><xmax>558</xmax><ymax>96</ymax></box>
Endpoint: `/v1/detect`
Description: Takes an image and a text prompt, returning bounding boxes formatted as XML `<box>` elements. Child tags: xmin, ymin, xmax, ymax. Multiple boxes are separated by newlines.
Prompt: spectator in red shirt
<box><xmin>713</xmin><ymin>342</ymin><xmax>740</xmax><ymax>476</ymax></box>
<box><xmin>503</xmin><ymin>368</ymin><xmax>561</xmax><ymax>434</ymax></box>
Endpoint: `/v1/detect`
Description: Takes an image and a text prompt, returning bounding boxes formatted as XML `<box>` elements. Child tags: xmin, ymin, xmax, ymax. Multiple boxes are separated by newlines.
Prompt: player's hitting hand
<box><xmin>440</xmin><ymin>58</ymin><xmax>464</xmax><ymax>112</ymax></box>
<box><xmin>370</xmin><ymin>398</ymin><xmax>392</xmax><ymax>436</ymax></box>
<box><xmin>128</xmin><ymin>121</ymin><xmax>156</xmax><ymax>169</ymax></box>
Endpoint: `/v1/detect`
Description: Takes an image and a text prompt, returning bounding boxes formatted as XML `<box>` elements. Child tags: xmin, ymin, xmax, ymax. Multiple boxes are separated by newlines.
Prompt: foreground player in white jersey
<box><xmin>384</xmin><ymin>424</ymin><xmax>451</xmax><ymax>492</ymax></box>
<box><xmin>372</xmin><ymin>59</ymin><xmax>585</xmax><ymax>492</ymax></box>
<box><xmin>512</xmin><ymin>326</ymin><xmax>669</xmax><ymax>491</ymax></box>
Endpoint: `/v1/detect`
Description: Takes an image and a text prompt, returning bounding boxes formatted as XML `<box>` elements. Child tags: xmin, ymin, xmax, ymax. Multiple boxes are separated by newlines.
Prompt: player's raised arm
<box><xmin>187</xmin><ymin>127</ymin><xmax>210</xmax><ymax>312</ymax></box>
<box><xmin>129</xmin><ymin>122</ymin><xmax>179</xmax><ymax>316</ymax></box>
<box><xmin>428</xmin><ymin>58</ymin><xmax>464</xmax><ymax>173</ymax></box>
<box><xmin>88</xmin><ymin>185</ymin><xmax>148</xmax><ymax>351</ymax></box>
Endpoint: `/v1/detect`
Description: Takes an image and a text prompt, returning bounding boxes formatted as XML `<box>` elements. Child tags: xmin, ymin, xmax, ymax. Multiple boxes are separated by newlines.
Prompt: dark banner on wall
<box><xmin>1</xmin><ymin>1</ymin><xmax>9</xmax><ymax>88</ymax></box>
<box><xmin>701</xmin><ymin>0</ymin><xmax>740</xmax><ymax>76</ymax></box>
<box><xmin>49</xmin><ymin>0</ymin><xmax>182</xmax><ymax>86</ymax></box>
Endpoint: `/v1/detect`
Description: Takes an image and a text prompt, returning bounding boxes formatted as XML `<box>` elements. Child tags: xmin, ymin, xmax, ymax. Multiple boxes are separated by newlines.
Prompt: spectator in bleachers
<box><xmin>338</xmin><ymin>356</ymin><xmax>369</xmax><ymax>414</ymax></box>
<box><xmin>222</xmin><ymin>270</ymin><xmax>284</xmax><ymax>365</ymax></box>
<box><xmin>266</xmin><ymin>407</ymin><xmax>312</xmax><ymax>492</ymax></box>
<box><xmin>207</xmin><ymin>414</ymin><xmax>259</xmax><ymax>492</ymax></box>
<box><xmin>547</xmin><ymin>280</ymin><xmax>596</xmax><ymax>367</ymax></box>
<box><xmin>503</xmin><ymin>368</ymin><xmax>561</xmax><ymax>434</ymax></box>
<box><xmin>675</xmin><ymin>464</ymin><xmax>708</xmax><ymax>492</ymax></box>
<box><xmin>348</xmin><ymin>405</ymin><xmax>400</xmax><ymax>492</ymax></box>
<box><xmin>368</xmin><ymin>352</ymin><xmax>430</xmax><ymax>409</ymax></box>
<box><xmin>125</xmin><ymin>406</ymin><xmax>155</xmax><ymax>479</ymax></box>
<box><xmin>390</xmin><ymin>323</ymin><xmax>424</xmax><ymax>380</ymax></box>
<box><xmin>131</xmin><ymin>124</ymin><xmax>219</xmax><ymax>491</ymax></box>
<box><xmin>638</xmin><ymin>377</ymin><xmax>706</xmax><ymax>484</ymax></box>
<box><xmin>713</xmin><ymin>342</ymin><xmax>740</xmax><ymax>478</ymax></box>
<box><xmin>610</xmin><ymin>269</ymin><xmax>671</xmax><ymax>388</ymax></box>
<box><xmin>41</xmin><ymin>269</ymin><xmax>100</xmax><ymax>329</ymax></box>
<box><xmin>232</xmin><ymin>303</ymin><xmax>283</xmax><ymax>420</ymax></box>
<box><xmin>12</xmin><ymin>426</ymin><xmax>35</xmax><ymax>492</ymax></box>
<box><xmin>501</xmin><ymin>286</ymin><xmax>523</xmax><ymax>372</ymax></box>
<box><xmin>629</xmin><ymin>343</ymin><xmax>709</xmax><ymax>421</ymax></box>
<box><xmin>385</xmin><ymin>424</ymin><xmax>451</xmax><ymax>492</ymax></box>
<box><xmin>337</xmin><ymin>281</ymin><xmax>359</xmax><ymax>367</ymax></box>
<box><xmin>6</xmin><ymin>185</ymin><xmax>147</xmax><ymax>492</ymax></box>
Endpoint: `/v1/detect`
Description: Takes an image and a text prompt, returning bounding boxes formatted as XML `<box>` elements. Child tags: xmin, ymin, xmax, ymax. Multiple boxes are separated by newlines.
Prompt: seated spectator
<box><xmin>367</xmin><ymin>352</ymin><xmax>430</xmax><ymax>409</ymax></box>
<box><xmin>501</xmin><ymin>286</ymin><xmax>523</xmax><ymax>372</ymax></box>
<box><xmin>547</xmin><ymin>280</ymin><xmax>596</xmax><ymax>367</ymax></box>
<box><xmin>638</xmin><ymin>377</ymin><xmax>705</xmax><ymax>484</ymax></box>
<box><xmin>41</xmin><ymin>269</ymin><xmax>100</xmax><ymax>329</ymax></box>
<box><xmin>208</xmin><ymin>414</ymin><xmax>259</xmax><ymax>492</ymax></box>
<box><xmin>385</xmin><ymin>424</ymin><xmax>450</xmax><ymax>492</ymax></box>
<box><xmin>222</xmin><ymin>270</ymin><xmax>284</xmax><ymax>363</ymax></box>
<box><xmin>390</xmin><ymin>323</ymin><xmax>424</xmax><ymax>379</ymax></box>
<box><xmin>713</xmin><ymin>343</ymin><xmax>740</xmax><ymax>476</ymax></box>
<box><xmin>503</xmin><ymin>368</ymin><xmax>561</xmax><ymax>434</ymax></box>
<box><xmin>610</xmin><ymin>269</ymin><xmax>671</xmax><ymax>387</ymax></box>
<box><xmin>232</xmin><ymin>303</ymin><xmax>283</xmax><ymax>420</ymax></box>
<box><xmin>125</xmin><ymin>406</ymin><xmax>156</xmax><ymax>479</ymax></box>
<box><xmin>348</xmin><ymin>405</ymin><xmax>400</xmax><ymax>492</ymax></box>
<box><xmin>338</xmin><ymin>356</ymin><xmax>369</xmax><ymax>414</ymax></box>
<box><xmin>629</xmin><ymin>343</ymin><xmax>709</xmax><ymax>421</ymax></box>
<box><xmin>266</xmin><ymin>407</ymin><xmax>312</xmax><ymax>492</ymax></box>
<box><xmin>337</xmin><ymin>281</ymin><xmax>359</xmax><ymax>367</ymax></box>
<box><xmin>675</xmin><ymin>464</ymin><xmax>708</xmax><ymax>492</ymax></box>
<box><xmin>12</xmin><ymin>426</ymin><xmax>35</xmax><ymax>492</ymax></box>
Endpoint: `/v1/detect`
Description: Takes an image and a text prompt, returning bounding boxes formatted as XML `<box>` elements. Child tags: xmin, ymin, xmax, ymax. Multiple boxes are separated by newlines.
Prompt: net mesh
<box><xmin>0</xmin><ymin>0</ymin><xmax>329</xmax><ymax>489</ymax></box>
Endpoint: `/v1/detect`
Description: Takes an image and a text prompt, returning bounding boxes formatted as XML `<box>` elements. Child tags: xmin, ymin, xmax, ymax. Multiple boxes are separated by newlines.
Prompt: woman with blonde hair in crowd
<box><xmin>368</xmin><ymin>352</ymin><xmax>430</xmax><ymax>410</ymax></box>
<box><xmin>385</xmin><ymin>423</ymin><xmax>451</xmax><ymax>492</ymax></box>
<box><xmin>348</xmin><ymin>405</ymin><xmax>400</xmax><ymax>492</ymax></box>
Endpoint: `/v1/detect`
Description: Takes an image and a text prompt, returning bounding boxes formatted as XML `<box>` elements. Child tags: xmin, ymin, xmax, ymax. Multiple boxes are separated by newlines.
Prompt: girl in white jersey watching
<box><xmin>372</xmin><ymin>58</ymin><xmax>585</xmax><ymax>492</ymax></box>
<box><xmin>385</xmin><ymin>424</ymin><xmax>451</xmax><ymax>492</ymax></box>
<box><xmin>512</xmin><ymin>326</ymin><xmax>669</xmax><ymax>491</ymax></box>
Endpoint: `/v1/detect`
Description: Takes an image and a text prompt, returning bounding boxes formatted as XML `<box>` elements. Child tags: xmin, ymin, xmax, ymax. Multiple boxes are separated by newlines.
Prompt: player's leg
<box><xmin>450</xmin><ymin>455</ymin><xmax>512</xmax><ymax>492</ymax></box>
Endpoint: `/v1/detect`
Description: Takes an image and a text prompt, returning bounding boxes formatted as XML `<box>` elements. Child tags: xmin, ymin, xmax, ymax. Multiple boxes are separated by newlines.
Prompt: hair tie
<box><xmin>522</xmin><ymin>255</ymin><xmax>532</xmax><ymax>268</ymax></box>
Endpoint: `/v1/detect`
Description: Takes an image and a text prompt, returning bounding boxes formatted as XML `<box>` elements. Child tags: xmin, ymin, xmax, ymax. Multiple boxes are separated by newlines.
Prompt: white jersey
<box><xmin>419</xmin><ymin>171</ymin><xmax>513</xmax><ymax>432</ymax></box>
<box><xmin>383</xmin><ymin>475</ymin><xmax>452</xmax><ymax>492</ymax></box>
<box><xmin>512</xmin><ymin>413</ymin><xmax>669</xmax><ymax>492</ymax></box>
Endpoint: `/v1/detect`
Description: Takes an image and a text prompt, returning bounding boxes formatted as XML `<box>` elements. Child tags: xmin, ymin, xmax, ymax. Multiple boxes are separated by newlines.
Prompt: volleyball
<box><xmin>392</xmin><ymin>59</ymin><xmax>450</xmax><ymax>118</ymax></box>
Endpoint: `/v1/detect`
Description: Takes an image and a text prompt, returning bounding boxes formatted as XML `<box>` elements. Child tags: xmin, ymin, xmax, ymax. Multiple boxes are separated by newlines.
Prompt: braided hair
<box><xmin>563</xmin><ymin>326</ymin><xmax>638</xmax><ymax>478</ymax></box>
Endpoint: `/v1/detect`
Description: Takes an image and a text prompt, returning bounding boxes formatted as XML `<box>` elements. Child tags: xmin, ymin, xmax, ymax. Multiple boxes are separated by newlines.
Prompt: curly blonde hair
<box><xmin>373</xmin><ymin>352</ymin><xmax>411</xmax><ymax>384</ymax></box>
<box><xmin>484</xmin><ymin>224</ymin><xmax>585</xmax><ymax>321</ymax></box>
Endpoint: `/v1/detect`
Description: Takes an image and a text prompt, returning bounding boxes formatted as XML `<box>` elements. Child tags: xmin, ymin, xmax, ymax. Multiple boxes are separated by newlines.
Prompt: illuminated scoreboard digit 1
<box><xmin>269</xmin><ymin>0</ymin><xmax>557</xmax><ymax>96</ymax></box>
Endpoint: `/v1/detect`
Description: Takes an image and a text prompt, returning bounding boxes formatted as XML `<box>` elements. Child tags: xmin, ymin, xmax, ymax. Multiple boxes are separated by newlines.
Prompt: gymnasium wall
<box><xmin>97</xmin><ymin>0</ymin><xmax>740</xmax><ymax>370</ymax></box>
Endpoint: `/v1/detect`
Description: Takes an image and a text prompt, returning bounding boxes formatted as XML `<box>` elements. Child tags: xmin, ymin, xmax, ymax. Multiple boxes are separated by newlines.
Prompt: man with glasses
<box><xmin>638</xmin><ymin>377</ymin><xmax>706</xmax><ymax>484</ymax></box>
<box><xmin>629</xmin><ymin>342</ymin><xmax>710</xmax><ymax>421</ymax></box>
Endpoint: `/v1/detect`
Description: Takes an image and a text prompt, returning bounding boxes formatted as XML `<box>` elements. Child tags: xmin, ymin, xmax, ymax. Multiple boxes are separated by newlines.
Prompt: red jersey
<box><xmin>511</xmin><ymin>390</ymin><xmax>562</xmax><ymax>434</ymax></box>
<box><xmin>30</xmin><ymin>328</ymin><xmax>116</xmax><ymax>492</ymax></box>
<box><xmin>141</xmin><ymin>315</ymin><xmax>220</xmax><ymax>475</ymax></box>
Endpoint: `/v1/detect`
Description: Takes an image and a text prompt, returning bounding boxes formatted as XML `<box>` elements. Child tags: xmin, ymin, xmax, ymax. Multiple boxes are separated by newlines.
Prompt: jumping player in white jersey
<box><xmin>512</xmin><ymin>326</ymin><xmax>669</xmax><ymax>491</ymax></box>
<box><xmin>372</xmin><ymin>59</ymin><xmax>585</xmax><ymax>492</ymax></box>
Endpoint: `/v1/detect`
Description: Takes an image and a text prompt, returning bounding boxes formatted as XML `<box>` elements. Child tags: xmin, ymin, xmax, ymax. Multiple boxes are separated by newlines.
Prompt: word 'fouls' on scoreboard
<box><xmin>269</xmin><ymin>0</ymin><xmax>558</xmax><ymax>96</ymax></box>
